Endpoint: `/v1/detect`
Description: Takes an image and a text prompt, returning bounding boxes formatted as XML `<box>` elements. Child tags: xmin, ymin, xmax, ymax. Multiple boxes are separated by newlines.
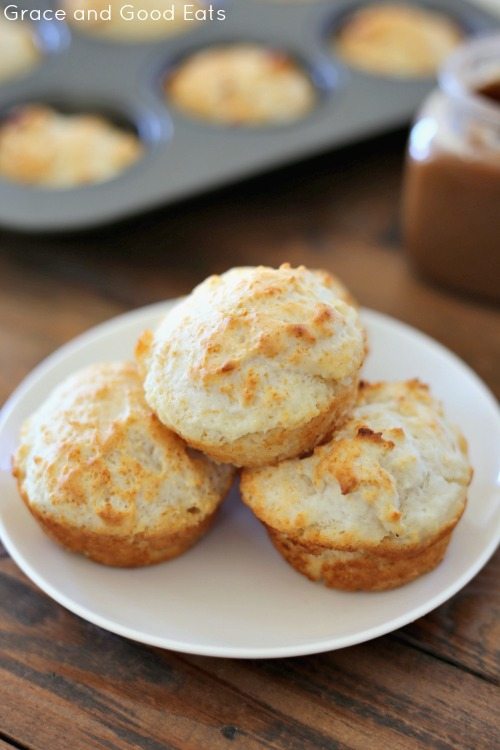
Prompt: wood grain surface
<box><xmin>0</xmin><ymin>132</ymin><xmax>498</xmax><ymax>750</ymax></box>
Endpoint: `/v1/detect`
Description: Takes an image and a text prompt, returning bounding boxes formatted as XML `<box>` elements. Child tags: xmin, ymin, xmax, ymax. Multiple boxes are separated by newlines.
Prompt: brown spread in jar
<box><xmin>477</xmin><ymin>79</ymin><xmax>500</xmax><ymax>105</ymax></box>
<box><xmin>403</xmin><ymin>70</ymin><xmax>500</xmax><ymax>302</ymax></box>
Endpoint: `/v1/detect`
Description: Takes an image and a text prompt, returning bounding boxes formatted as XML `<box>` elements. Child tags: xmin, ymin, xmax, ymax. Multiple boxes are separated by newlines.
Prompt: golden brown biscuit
<box><xmin>0</xmin><ymin>18</ymin><xmax>40</xmax><ymax>83</ymax></box>
<box><xmin>166</xmin><ymin>44</ymin><xmax>316</xmax><ymax>125</ymax></box>
<box><xmin>241</xmin><ymin>380</ymin><xmax>472</xmax><ymax>590</ymax></box>
<box><xmin>0</xmin><ymin>105</ymin><xmax>143</xmax><ymax>188</ymax></box>
<box><xmin>13</xmin><ymin>362</ymin><xmax>235</xmax><ymax>567</ymax></box>
<box><xmin>334</xmin><ymin>4</ymin><xmax>463</xmax><ymax>78</ymax></box>
<box><xmin>137</xmin><ymin>264</ymin><xmax>366</xmax><ymax>467</ymax></box>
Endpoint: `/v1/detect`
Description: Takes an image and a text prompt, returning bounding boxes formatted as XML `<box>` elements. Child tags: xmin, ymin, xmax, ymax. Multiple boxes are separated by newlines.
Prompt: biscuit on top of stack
<box><xmin>136</xmin><ymin>265</ymin><xmax>366</xmax><ymax>467</ymax></box>
<box><xmin>13</xmin><ymin>264</ymin><xmax>471</xmax><ymax>589</ymax></box>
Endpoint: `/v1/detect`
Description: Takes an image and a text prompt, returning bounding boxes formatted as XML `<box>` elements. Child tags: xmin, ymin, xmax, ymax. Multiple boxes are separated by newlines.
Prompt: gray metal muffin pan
<box><xmin>0</xmin><ymin>0</ymin><xmax>497</xmax><ymax>232</ymax></box>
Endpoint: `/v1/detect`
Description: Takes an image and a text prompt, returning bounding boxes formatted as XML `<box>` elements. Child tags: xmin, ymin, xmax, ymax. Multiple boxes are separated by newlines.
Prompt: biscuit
<box><xmin>0</xmin><ymin>18</ymin><xmax>40</xmax><ymax>83</ymax></box>
<box><xmin>166</xmin><ymin>44</ymin><xmax>316</xmax><ymax>125</ymax></box>
<box><xmin>241</xmin><ymin>380</ymin><xmax>472</xmax><ymax>590</ymax></box>
<box><xmin>0</xmin><ymin>105</ymin><xmax>143</xmax><ymax>188</ymax></box>
<box><xmin>62</xmin><ymin>0</ymin><xmax>203</xmax><ymax>40</ymax></box>
<box><xmin>13</xmin><ymin>362</ymin><xmax>235</xmax><ymax>567</ymax></box>
<box><xmin>334</xmin><ymin>4</ymin><xmax>463</xmax><ymax>78</ymax></box>
<box><xmin>138</xmin><ymin>264</ymin><xmax>366</xmax><ymax>467</ymax></box>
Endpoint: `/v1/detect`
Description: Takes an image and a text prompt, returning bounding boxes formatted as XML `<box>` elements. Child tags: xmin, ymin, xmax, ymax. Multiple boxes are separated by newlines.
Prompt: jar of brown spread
<box><xmin>403</xmin><ymin>34</ymin><xmax>500</xmax><ymax>302</ymax></box>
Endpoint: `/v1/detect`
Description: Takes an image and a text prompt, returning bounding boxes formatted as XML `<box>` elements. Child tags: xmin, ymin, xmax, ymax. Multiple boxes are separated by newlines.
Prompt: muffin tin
<box><xmin>0</xmin><ymin>0</ymin><xmax>497</xmax><ymax>231</ymax></box>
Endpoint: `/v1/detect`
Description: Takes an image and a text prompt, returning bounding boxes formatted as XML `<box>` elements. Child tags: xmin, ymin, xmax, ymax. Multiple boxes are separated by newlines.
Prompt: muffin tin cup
<box><xmin>0</xmin><ymin>0</ymin><xmax>497</xmax><ymax>231</ymax></box>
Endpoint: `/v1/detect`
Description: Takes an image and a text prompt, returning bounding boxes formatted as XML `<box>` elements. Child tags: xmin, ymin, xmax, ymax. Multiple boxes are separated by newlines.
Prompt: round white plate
<box><xmin>0</xmin><ymin>303</ymin><xmax>499</xmax><ymax>659</ymax></box>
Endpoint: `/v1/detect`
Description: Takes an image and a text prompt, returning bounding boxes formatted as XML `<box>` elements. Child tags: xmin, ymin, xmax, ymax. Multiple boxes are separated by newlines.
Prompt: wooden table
<box><xmin>0</xmin><ymin>132</ymin><xmax>498</xmax><ymax>750</ymax></box>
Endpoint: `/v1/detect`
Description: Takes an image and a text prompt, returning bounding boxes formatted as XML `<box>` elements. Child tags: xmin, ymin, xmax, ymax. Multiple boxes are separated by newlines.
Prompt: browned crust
<box><xmin>266</xmin><ymin>517</ymin><xmax>463</xmax><ymax>591</ymax></box>
<box><xmin>134</xmin><ymin>329</ymin><xmax>153</xmax><ymax>379</ymax></box>
<box><xmin>181</xmin><ymin>378</ymin><xmax>359</xmax><ymax>468</ymax></box>
<box><xmin>24</xmin><ymin>499</ymin><xmax>219</xmax><ymax>567</ymax></box>
<box><xmin>14</xmin><ymin>470</ymin><xmax>223</xmax><ymax>568</ymax></box>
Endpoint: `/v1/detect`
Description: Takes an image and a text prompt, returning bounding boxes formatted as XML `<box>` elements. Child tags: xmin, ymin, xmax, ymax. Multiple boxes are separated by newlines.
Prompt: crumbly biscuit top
<box><xmin>0</xmin><ymin>18</ymin><xmax>40</xmax><ymax>82</ymax></box>
<box><xmin>141</xmin><ymin>265</ymin><xmax>366</xmax><ymax>443</ymax></box>
<box><xmin>241</xmin><ymin>380</ymin><xmax>471</xmax><ymax>548</ymax></box>
<box><xmin>13</xmin><ymin>362</ymin><xmax>233</xmax><ymax>535</ymax></box>
<box><xmin>166</xmin><ymin>44</ymin><xmax>316</xmax><ymax>125</ymax></box>
<box><xmin>335</xmin><ymin>4</ymin><xmax>463</xmax><ymax>78</ymax></box>
<box><xmin>0</xmin><ymin>105</ymin><xmax>142</xmax><ymax>188</ymax></box>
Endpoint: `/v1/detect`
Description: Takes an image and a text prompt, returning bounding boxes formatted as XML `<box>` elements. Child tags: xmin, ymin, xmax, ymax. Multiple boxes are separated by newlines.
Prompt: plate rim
<box><xmin>0</xmin><ymin>302</ymin><xmax>499</xmax><ymax>659</ymax></box>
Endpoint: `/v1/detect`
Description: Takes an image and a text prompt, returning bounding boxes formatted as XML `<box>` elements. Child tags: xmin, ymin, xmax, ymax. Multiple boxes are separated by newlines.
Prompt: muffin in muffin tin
<box><xmin>62</xmin><ymin>0</ymin><xmax>205</xmax><ymax>41</ymax></box>
<box><xmin>0</xmin><ymin>104</ymin><xmax>143</xmax><ymax>188</ymax></box>
<box><xmin>333</xmin><ymin>3</ymin><xmax>464</xmax><ymax>78</ymax></box>
<box><xmin>0</xmin><ymin>0</ymin><xmax>491</xmax><ymax>231</ymax></box>
<box><xmin>165</xmin><ymin>43</ymin><xmax>317</xmax><ymax>126</ymax></box>
<box><xmin>0</xmin><ymin>17</ymin><xmax>41</xmax><ymax>83</ymax></box>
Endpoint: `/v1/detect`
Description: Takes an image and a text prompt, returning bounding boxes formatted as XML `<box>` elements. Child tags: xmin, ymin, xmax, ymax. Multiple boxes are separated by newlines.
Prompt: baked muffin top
<box><xmin>241</xmin><ymin>380</ymin><xmax>472</xmax><ymax>548</ymax></box>
<box><xmin>334</xmin><ymin>4</ymin><xmax>463</xmax><ymax>78</ymax></box>
<box><xmin>0</xmin><ymin>18</ymin><xmax>40</xmax><ymax>83</ymax></box>
<box><xmin>139</xmin><ymin>265</ymin><xmax>366</xmax><ymax>445</ymax></box>
<box><xmin>13</xmin><ymin>362</ymin><xmax>234</xmax><ymax>536</ymax></box>
<box><xmin>166</xmin><ymin>44</ymin><xmax>316</xmax><ymax>125</ymax></box>
<box><xmin>0</xmin><ymin>105</ymin><xmax>143</xmax><ymax>188</ymax></box>
<box><xmin>62</xmin><ymin>0</ymin><xmax>203</xmax><ymax>40</ymax></box>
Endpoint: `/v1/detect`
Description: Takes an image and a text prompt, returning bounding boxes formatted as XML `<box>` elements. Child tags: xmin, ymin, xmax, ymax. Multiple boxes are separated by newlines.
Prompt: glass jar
<box><xmin>402</xmin><ymin>34</ymin><xmax>500</xmax><ymax>303</ymax></box>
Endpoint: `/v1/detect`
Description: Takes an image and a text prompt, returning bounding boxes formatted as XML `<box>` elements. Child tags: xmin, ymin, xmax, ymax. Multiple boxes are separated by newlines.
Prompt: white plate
<box><xmin>0</xmin><ymin>303</ymin><xmax>499</xmax><ymax>659</ymax></box>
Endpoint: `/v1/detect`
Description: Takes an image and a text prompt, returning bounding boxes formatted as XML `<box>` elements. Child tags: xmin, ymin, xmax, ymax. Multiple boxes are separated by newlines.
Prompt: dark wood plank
<box><xmin>0</xmin><ymin>559</ymin><xmax>334</xmax><ymax>750</ymax></box>
<box><xmin>398</xmin><ymin>550</ymin><xmax>500</xmax><ymax>683</ymax></box>
<box><xmin>183</xmin><ymin>639</ymin><xmax>499</xmax><ymax>750</ymax></box>
<box><xmin>0</xmin><ymin>738</ymin><xmax>21</xmax><ymax>750</ymax></box>
<box><xmin>1</xmin><ymin>558</ymin><xmax>497</xmax><ymax>750</ymax></box>
<box><xmin>0</xmin><ymin>252</ymin><xmax>126</xmax><ymax>407</ymax></box>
